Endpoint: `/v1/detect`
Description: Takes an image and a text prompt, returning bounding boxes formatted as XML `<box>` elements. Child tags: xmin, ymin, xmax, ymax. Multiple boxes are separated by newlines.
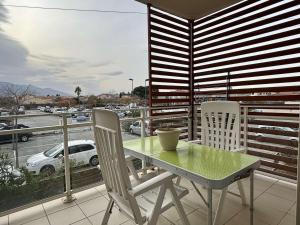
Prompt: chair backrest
<box><xmin>201</xmin><ymin>101</ymin><xmax>241</xmax><ymax>151</ymax></box>
<box><xmin>92</xmin><ymin>109</ymin><xmax>132</xmax><ymax>198</ymax></box>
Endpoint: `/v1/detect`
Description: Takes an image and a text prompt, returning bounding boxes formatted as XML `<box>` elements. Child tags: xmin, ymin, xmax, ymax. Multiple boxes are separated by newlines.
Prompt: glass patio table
<box><xmin>123</xmin><ymin>136</ymin><xmax>261</xmax><ymax>225</ymax></box>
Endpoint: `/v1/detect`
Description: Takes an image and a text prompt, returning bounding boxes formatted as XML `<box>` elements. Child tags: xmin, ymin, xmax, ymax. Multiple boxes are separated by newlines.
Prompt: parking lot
<box><xmin>0</xmin><ymin>110</ymin><xmax>138</xmax><ymax>167</ymax></box>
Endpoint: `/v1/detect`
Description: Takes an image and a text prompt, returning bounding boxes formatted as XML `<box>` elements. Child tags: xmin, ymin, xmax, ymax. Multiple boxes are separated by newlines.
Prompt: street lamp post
<box><xmin>129</xmin><ymin>78</ymin><xmax>133</xmax><ymax>96</ymax></box>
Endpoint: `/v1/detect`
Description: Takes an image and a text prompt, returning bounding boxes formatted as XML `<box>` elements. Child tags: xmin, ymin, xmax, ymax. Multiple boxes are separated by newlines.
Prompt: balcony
<box><xmin>0</xmin><ymin>0</ymin><xmax>300</xmax><ymax>224</ymax></box>
<box><xmin>0</xmin><ymin>174</ymin><xmax>296</xmax><ymax>225</ymax></box>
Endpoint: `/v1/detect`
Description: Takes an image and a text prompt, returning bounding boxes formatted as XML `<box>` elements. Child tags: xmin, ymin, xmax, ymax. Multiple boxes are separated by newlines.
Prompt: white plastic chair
<box><xmin>93</xmin><ymin>109</ymin><xmax>190</xmax><ymax>225</ymax></box>
<box><xmin>196</xmin><ymin>101</ymin><xmax>247</xmax><ymax>225</ymax></box>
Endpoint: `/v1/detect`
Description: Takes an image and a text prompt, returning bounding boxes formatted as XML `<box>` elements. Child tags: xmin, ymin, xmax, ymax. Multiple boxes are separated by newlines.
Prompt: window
<box><xmin>133</xmin><ymin>121</ymin><xmax>140</xmax><ymax>127</ymax></box>
<box><xmin>69</xmin><ymin>146</ymin><xmax>80</xmax><ymax>154</ymax></box>
<box><xmin>77</xmin><ymin>144</ymin><xmax>94</xmax><ymax>152</ymax></box>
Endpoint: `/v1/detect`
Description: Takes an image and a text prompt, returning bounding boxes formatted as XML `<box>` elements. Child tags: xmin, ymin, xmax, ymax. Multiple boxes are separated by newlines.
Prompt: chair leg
<box><xmin>127</xmin><ymin>160</ymin><xmax>140</xmax><ymax>181</ymax></box>
<box><xmin>237</xmin><ymin>180</ymin><xmax>247</xmax><ymax>206</ymax></box>
<box><xmin>101</xmin><ymin>198</ymin><xmax>114</xmax><ymax>225</ymax></box>
<box><xmin>213</xmin><ymin>187</ymin><xmax>227</xmax><ymax>225</ymax></box>
<box><xmin>148</xmin><ymin>185</ymin><xmax>167</xmax><ymax>225</ymax></box>
<box><xmin>168</xmin><ymin>183</ymin><xmax>191</xmax><ymax>225</ymax></box>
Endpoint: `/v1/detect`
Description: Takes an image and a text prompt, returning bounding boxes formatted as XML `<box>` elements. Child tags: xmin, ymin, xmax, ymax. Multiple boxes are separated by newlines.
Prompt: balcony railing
<box><xmin>0</xmin><ymin>105</ymin><xmax>298</xmax><ymax>216</ymax></box>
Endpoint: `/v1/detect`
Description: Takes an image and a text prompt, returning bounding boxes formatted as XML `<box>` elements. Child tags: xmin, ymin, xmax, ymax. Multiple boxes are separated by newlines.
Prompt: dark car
<box><xmin>0</xmin><ymin>124</ymin><xmax>33</xmax><ymax>143</ymax></box>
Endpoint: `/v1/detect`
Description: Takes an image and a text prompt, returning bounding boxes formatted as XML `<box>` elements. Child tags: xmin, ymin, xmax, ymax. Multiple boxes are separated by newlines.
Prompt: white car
<box><xmin>26</xmin><ymin>140</ymin><xmax>99</xmax><ymax>175</ymax></box>
<box><xmin>129</xmin><ymin>120</ymin><xmax>150</xmax><ymax>136</ymax></box>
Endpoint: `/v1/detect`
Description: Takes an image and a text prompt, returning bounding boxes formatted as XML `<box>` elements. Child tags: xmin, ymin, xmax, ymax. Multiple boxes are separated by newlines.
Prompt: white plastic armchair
<box><xmin>93</xmin><ymin>109</ymin><xmax>190</xmax><ymax>225</ymax></box>
<box><xmin>194</xmin><ymin>101</ymin><xmax>247</xmax><ymax>225</ymax></box>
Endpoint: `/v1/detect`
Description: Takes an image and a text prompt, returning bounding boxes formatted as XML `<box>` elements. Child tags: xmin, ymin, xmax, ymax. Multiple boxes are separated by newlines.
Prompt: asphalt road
<box><xmin>0</xmin><ymin>110</ymin><xmax>138</xmax><ymax>167</ymax></box>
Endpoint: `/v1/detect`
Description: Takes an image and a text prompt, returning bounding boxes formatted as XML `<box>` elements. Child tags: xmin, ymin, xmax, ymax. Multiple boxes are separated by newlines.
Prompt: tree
<box><xmin>74</xmin><ymin>86</ymin><xmax>82</xmax><ymax>103</ymax></box>
<box><xmin>87</xmin><ymin>95</ymin><xmax>97</xmax><ymax>108</ymax></box>
<box><xmin>2</xmin><ymin>84</ymin><xmax>33</xmax><ymax>115</ymax></box>
<box><xmin>132</xmin><ymin>86</ymin><xmax>148</xmax><ymax>99</ymax></box>
<box><xmin>1</xmin><ymin>84</ymin><xmax>34</xmax><ymax>168</ymax></box>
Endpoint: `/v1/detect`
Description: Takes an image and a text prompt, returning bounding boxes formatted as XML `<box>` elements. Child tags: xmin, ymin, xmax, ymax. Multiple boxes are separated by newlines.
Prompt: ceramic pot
<box><xmin>155</xmin><ymin>128</ymin><xmax>181</xmax><ymax>151</ymax></box>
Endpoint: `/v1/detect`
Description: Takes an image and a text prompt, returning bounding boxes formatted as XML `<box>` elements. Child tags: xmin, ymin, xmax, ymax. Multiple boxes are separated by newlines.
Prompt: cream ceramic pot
<box><xmin>155</xmin><ymin>128</ymin><xmax>181</xmax><ymax>151</ymax></box>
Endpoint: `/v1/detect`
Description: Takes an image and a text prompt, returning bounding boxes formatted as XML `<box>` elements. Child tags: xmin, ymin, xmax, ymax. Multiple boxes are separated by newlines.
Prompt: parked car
<box><xmin>26</xmin><ymin>140</ymin><xmax>99</xmax><ymax>175</ymax></box>
<box><xmin>129</xmin><ymin>120</ymin><xmax>149</xmax><ymax>136</ymax></box>
<box><xmin>76</xmin><ymin>115</ymin><xmax>89</xmax><ymax>122</ymax></box>
<box><xmin>255</xmin><ymin>125</ymin><xmax>298</xmax><ymax>143</ymax></box>
<box><xmin>0</xmin><ymin>124</ymin><xmax>32</xmax><ymax>143</ymax></box>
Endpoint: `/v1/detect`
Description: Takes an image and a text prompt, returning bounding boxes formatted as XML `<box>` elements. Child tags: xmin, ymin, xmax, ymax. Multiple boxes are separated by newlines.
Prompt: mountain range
<box><xmin>0</xmin><ymin>82</ymin><xmax>71</xmax><ymax>97</ymax></box>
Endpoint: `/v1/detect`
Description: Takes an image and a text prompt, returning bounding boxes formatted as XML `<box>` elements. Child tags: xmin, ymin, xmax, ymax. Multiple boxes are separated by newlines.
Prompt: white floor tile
<box><xmin>78</xmin><ymin>196</ymin><xmax>108</xmax><ymax>217</ymax></box>
<box><xmin>0</xmin><ymin>215</ymin><xmax>8</xmax><ymax>225</ymax></box>
<box><xmin>75</xmin><ymin>188</ymin><xmax>102</xmax><ymax>204</ymax></box>
<box><xmin>47</xmin><ymin>205</ymin><xmax>85</xmax><ymax>225</ymax></box>
<box><xmin>43</xmin><ymin>197</ymin><xmax>76</xmax><ymax>215</ymax></box>
<box><xmin>279</xmin><ymin>214</ymin><xmax>296</xmax><ymax>225</ymax></box>
<box><xmin>266</xmin><ymin>180</ymin><xmax>296</xmax><ymax>202</ymax></box>
<box><xmin>9</xmin><ymin>205</ymin><xmax>46</xmax><ymax>225</ymax></box>
<box><xmin>88</xmin><ymin>208</ymin><xmax>128</xmax><ymax>225</ymax></box>
<box><xmin>71</xmin><ymin>218</ymin><xmax>92</xmax><ymax>225</ymax></box>
<box><xmin>23</xmin><ymin>217</ymin><xmax>50</xmax><ymax>225</ymax></box>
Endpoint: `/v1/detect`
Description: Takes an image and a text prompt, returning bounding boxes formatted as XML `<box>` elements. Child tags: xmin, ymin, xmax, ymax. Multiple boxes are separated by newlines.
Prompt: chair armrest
<box><xmin>187</xmin><ymin>139</ymin><xmax>201</xmax><ymax>144</ymax></box>
<box><xmin>235</xmin><ymin>147</ymin><xmax>247</xmax><ymax>153</ymax></box>
<box><xmin>125</xmin><ymin>155</ymin><xmax>135</xmax><ymax>161</ymax></box>
<box><xmin>129</xmin><ymin>171</ymin><xmax>176</xmax><ymax>197</ymax></box>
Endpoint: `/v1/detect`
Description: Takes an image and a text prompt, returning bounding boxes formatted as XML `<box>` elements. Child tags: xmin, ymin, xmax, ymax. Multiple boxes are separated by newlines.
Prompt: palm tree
<box><xmin>74</xmin><ymin>86</ymin><xmax>82</xmax><ymax>103</ymax></box>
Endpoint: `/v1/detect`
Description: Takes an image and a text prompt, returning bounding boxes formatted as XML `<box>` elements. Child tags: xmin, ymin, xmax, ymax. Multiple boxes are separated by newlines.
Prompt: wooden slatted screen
<box><xmin>192</xmin><ymin>0</ymin><xmax>300</xmax><ymax>180</ymax></box>
<box><xmin>148</xmin><ymin>5</ymin><xmax>191</xmax><ymax>136</ymax></box>
<box><xmin>148</xmin><ymin>0</ymin><xmax>300</xmax><ymax>179</ymax></box>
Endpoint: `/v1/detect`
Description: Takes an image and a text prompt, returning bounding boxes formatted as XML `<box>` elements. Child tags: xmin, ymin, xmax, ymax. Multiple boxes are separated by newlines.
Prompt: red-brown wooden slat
<box><xmin>151</xmin><ymin>32</ymin><xmax>189</xmax><ymax>47</ymax></box>
<box><xmin>151</xmin><ymin>40</ymin><xmax>189</xmax><ymax>53</ymax></box>
<box><xmin>151</xmin><ymin>85</ymin><xmax>189</xmax><ymax>90</ymax></box>
<box><xmin>150</xmin><ymin>24</ymin><xmax>189</xmax><ymax>40</ymax></box>
<box><xmin>151</xmin><ymin>47</ymin><xmax>189</xmax><ymax>59</ymax></box>
<box><xmin>151</xmin><ymin>70</ymin><xmax>189</xmax><ymax>78</ymax></box>
<box><xmin>247</xmin><ymin>134</ymin><xmax>298</xmax><ymax>147</ymax></box>
<box><xmin>151</xmin><ymin>77</ymin><xmax>189</xmax><ymax>84</ymax></box>
<box><xmin>229</xmin><ymin>95</ymin><xmax>300</xmax><ymax>102</ymax></box>
<box><xmin>153</xmin><ymin>92</ymin><xmax>190</xmax><ymax>97</ymax></box>
<box><xmin>151</xmin><ymin>62</ymin><xmax>190</xmax><ymax>72</ymax></box>
<box><xmin>260</xmin><ymin>160</ymin><xmax>297</xmax><ymax>173</ymax></box>
<box><xmin>258</xmin><ymin>167</ymin><xmax>296</xmax><ymax>180</ymax></box>
<box><xmin>247</xmin><ymin>142</ymin><xmax>298</xmax><ymax>156</ymax></box>
<box><xmin>150</xmin><ymin>16</ymin><xmax>189</xmax><ymax>34</ymax></box>
<box><xmin>151</xmin><ymin>55</ymin><xmax>189</xmax><ymax>65</ymax></box>
<box><xmin>248</xmin><ymin>120</ymin><xmax>298</xmax><ymax>129</ymax></box>
<box><xmin>152</xmin><ymin>99</ymin><xmax>190</xmax><ymax>104</ymax></box>
<box><xmin>149</xmin><ymin>8</ymin><xmax>189</xmax><ymax>27</ymax></box>
<box><xmin>248</xmin><ymin>127</ymin><xmax>298</xmax><ymax>137</ymax></box>
<box><xmin>247</xmin><ymin>150</ymin><xmax>297</xmax><ymax>164</ymax></box>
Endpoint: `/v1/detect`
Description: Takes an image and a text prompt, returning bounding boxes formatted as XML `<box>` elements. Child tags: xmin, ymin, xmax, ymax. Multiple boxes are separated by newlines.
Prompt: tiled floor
<box><xmin>0</xmin><ymin>173</ymin><xmax>296</xmax><ymax>225</ymax></box>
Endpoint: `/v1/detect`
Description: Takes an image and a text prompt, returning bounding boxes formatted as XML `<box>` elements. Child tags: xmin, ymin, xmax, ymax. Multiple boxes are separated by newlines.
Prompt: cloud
<box><xmin>90</xmin><ymin>60</ymin><xmax>112</xmax><ymax>67</ymax></box>
<box><xmin>101</xmin><ymin>71</ymin><xmax>123</xmax><ymax>76</ymax></box>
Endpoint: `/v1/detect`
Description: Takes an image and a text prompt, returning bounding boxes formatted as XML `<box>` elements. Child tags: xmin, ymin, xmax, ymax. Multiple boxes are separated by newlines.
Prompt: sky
<box><xmin>0</xmin><ymin>0</ymin><xmax>148</xmax><ymax>95</ymax></box>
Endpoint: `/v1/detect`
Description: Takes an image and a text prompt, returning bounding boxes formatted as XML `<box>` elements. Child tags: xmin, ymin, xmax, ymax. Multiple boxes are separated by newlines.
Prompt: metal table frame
<box><xmin>124</xmin><ymin>137</ymin><xmax>260</xmax><ymax>225</ymax></box>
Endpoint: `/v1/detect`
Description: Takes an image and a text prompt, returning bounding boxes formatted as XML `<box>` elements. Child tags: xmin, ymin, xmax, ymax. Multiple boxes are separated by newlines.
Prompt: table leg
<box><xmin>207</xmin><ymin>188</ymin><xmax>213</xmax><ymax>225</ymax></box>
<box><xmin>250</xmin><ymin>171</ymin><xmax>254</xmax><ymax>225</ymax></box>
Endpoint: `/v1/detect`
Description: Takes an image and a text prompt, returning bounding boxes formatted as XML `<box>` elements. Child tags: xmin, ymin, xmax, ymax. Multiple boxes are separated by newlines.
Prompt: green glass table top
<box><xmin>123</xmin><ymin>136</ymin><xmax>260</xmax><ymax>181</ymax></box>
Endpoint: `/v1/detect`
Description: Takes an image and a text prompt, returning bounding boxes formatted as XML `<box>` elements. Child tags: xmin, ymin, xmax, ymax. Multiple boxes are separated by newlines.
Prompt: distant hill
<box><xmin>0</xmin><ymin>82</ymin><xmax>71</xmax><ymax>97</ymax></box>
